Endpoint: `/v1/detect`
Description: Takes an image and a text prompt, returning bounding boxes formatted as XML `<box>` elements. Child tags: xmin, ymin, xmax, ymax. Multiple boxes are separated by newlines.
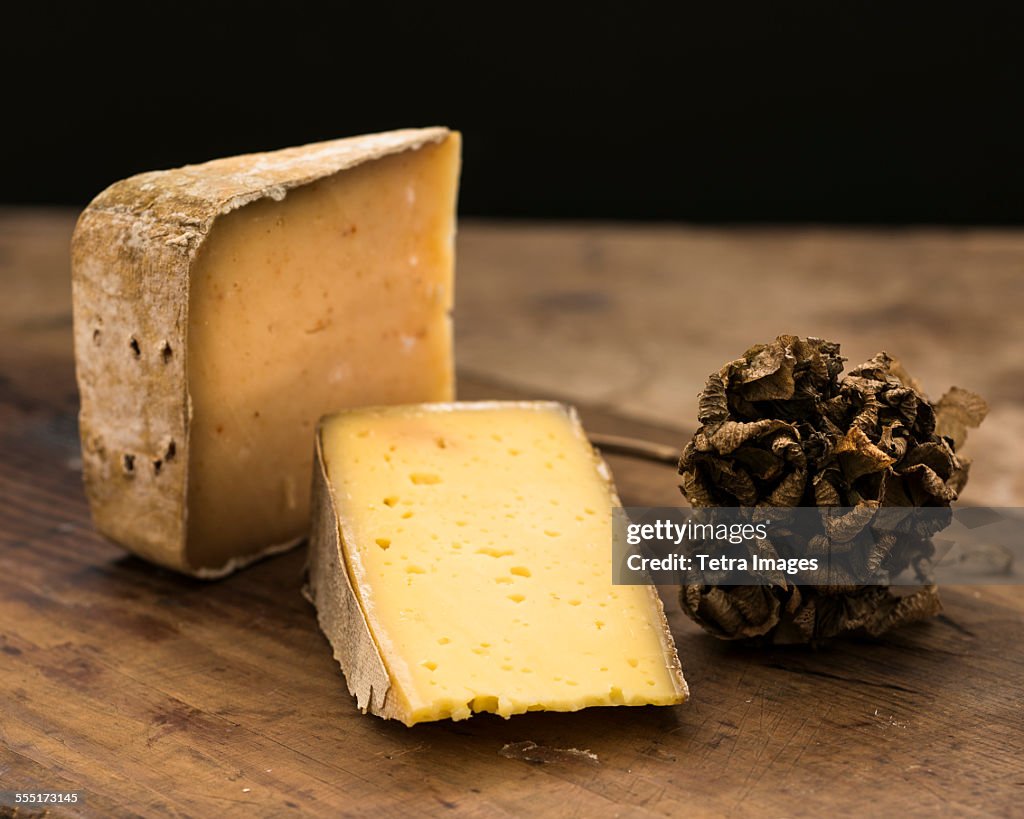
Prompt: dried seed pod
<box><xmin>678</xmin><ymin>335</ymin><xmax>987</xmax><ymax>644</ymax></box>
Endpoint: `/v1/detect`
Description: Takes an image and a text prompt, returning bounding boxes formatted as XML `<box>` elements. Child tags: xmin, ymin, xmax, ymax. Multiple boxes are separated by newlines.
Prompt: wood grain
<box><xmin>1</xmin><ymin>209</ymin><xmax>1022</xmax><ymax>818</ymax></box>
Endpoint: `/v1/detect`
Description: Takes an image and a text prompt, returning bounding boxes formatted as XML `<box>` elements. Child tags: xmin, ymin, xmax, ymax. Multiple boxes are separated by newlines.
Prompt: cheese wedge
<box><xmin>306</xmin><ymin>401</ymin><xmax>688</xmax><ymax>725</ymax></box>
<box><xmin>71</xmin><ymin>128</ymin><xmax>460</xmax><ymax>576</ymax></box>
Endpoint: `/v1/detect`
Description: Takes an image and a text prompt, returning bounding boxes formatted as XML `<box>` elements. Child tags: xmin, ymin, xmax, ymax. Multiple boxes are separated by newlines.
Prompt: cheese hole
<box><xmin>437</xmin><ymin>637</ymin><xmax>450</xmax><ymax>645</ymax></box>
<box><xmin>521</xmin><ymin>668</ymin><xmax>533</xmax><ymax>673</ymax></box>
<box><xmin>627</xmin><ymin>658</ymin><xmax>639</xmax><ymax>668</ymax></box>
<box><xmin>129</xmin><ymin>336</ymin><xmax>141</xmax><ymax>358</ymax></box>
<box><xmin>595</xmin><ymin>620</ymin><xmax>605</xmax><ymax>630</ymax></box>
<box><xmin>375</xmin><ymin>538</ymin><xmax>391</xmax><ymax>550</ymax></box>
<box><xmin>584</xmin><ymin>508</ymin><xmax>596</xmax><ymax>515</ymax></box>
<box><xmin>507</xmin><ymin>593</ymin><xmax>525</xmax><ymax>603</ymax></box>
<box><xmin>647</xmin><ymin>680</ymin><xmax>656</xmax><ymax>686</ymax></box>
<box><xmin>383</xmin><ymin>496</ymin><xmax>399</xmax><ymax>507</ymax></box>
<box><xmin>456</xmin><ymin>520</ymin><xmax>467</xmax><ymax>527</ymax></box>
<box><xmin>476</xmin><ymin>546</ymin><xmax>514</xmax><ymax>558</ymax></box>
<box><xmin>566</xmin><ymin>680</ymin><xmax>578</xmax><ymax>686</ymax></box>
<box><xmin>410</xmin><ymin>472</ymin><xmax>442</xmax><ymax>485</ymax></box>
<box><xmin>122</xmin><ymin>453</ymin><xmax>135</xmax><ymax>474</ymax></box>
<box><xmin>401</xmin><ymin>511</ymin><xmax>414</xmax><ymax>519</ymax></box>
<box><xmin>510</xmin><ymin>566</ymin><xmax>531</xmax><ymax>577</ymax></box>
<box><xmin>422</xmin><ymin>661</ymin><xmax>437</xmax><ymax>671</ymax></box>
<box><xmin>495</xmin><ymin>577</ymin><xmax>512</xmax><ymax>584</ymax></box>
<box><xmin>508</xmin><ymin>448</ymin><xmax>521</xmax><ymax>456</ymax></box>
<box><xmin>406</xmin><ymin>564</ymin><xmax>426</xmax><ymax>574</ymax></box>
<box><xmin>92</xmin><ymin>328</ymin><xmax>102</xmax><ymax>345</ymax></box>
<box><xmin>544</xmin><ymin>530</ymin><xmax>561</xmax><ymax>537</ymax></box>
<box><xmin>160</xmin><ymin>341</ymin><xmax>173</xmax><ymax>363</ymax></box>
<box><xmin>472</xmin><ymin>696</ymin><xmax>498</xmax><ymax>713</ymax></box>
<box><xmin>501</xmin><ymin>664</ymin><xmax>513</xmax><ymax>671</ymax></box>
<box><xmin>165</xmin><ymin>440</ymin><xmax>176</xmax><ymax>461</ymax></box>
<box><xmin>357</xmin><ymin>430</ymin><xmax>369</xmax><ymax>438</ymax></box>
<box><xmin>491</xmin><ymin>434</ymin><xmax>503</xmax><ymax>442</ymax></box>
<box><xmin>568</xmin><ymin>599</ymin><xmax>581</xmax><ymax>606</ymax></box>
<box><xmin>435</xmin><ymin>436</ymin><xmax>447</xmax><ymax>449</ymax></box>
<box><xmin>152</xmin><ymin>459</ymin><xmax>162</xmax><ymax>475</ymax></box>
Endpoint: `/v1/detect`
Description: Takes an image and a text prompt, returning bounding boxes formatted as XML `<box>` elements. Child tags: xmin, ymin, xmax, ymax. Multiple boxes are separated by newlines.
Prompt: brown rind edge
<box><xmin>70</xmin><ymin>127</ymin><xmax>452</xmax><ymax>576</ymax></box>
<box><xmin>303</xmin><ymin>401</ymin><xmax>688</xmax><ymax>724</ymax></box>
<box><xmin>305</xmin><ymin>426</ymin><xmax>402</xmax><ymax>721</ymax></box>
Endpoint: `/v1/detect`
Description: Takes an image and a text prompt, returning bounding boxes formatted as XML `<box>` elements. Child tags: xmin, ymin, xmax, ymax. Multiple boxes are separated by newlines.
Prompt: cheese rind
<box><xmin>71</xmin><ymin>127</ymin><xmax>458</xmax><ymax>575</ymax></box>
<box><xmin>306</xmin><ymin>401</ymin><xmax>688</xmax><ymax>726</ymax></box>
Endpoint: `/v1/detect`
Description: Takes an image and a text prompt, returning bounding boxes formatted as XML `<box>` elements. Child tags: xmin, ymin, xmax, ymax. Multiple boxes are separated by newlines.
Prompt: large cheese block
<box><xmin>306</xmin><ymin>401</ymin><xmax>688</xmax><ymax>725</ymax></box>
<box><xmin>72</xmin><ymin>128</ymin><xmax>460</xmax><ymax>576</ymax></box>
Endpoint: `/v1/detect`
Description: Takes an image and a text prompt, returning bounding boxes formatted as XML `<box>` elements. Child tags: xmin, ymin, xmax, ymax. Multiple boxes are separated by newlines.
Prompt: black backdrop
<box><xmin>6</xmin><ymin>2</ymin><xmax>1024</xmax><ymax>223</ymax></box>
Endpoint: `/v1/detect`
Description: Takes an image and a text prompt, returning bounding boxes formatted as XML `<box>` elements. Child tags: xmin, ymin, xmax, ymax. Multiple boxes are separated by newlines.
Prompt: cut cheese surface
<box><xmin>186</xmin><ymin>138</ymin><xmax>458</xmax><ymax>568</ymax></box>
<box><xmin>314</xmin><ymin>401</ymin><xmax>687</xmax><ymax>725</ymax></box>
<box><xmin>71</xmin><ymin>127</ymin><xmax>459</xmax><ymax>575</ymax></box>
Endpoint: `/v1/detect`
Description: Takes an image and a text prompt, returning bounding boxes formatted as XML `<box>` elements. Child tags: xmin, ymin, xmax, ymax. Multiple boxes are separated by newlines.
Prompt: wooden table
<box><xmin>2</xmin><ymin>209</ymin><xmax>1022</xmax><ymax>817</ymax></box>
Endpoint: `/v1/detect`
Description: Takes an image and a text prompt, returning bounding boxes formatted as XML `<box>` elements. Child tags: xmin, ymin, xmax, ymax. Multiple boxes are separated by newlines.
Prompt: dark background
<box><xmin>6</xmin><ymin>2</ymin><xmax>1023</xmax><ymax>223</ymax></box>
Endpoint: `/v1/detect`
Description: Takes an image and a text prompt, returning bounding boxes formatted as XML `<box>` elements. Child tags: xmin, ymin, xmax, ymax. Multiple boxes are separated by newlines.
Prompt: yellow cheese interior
<box><xmin>320</xmin><ymin>402</ymin><xmax>686</xmax><ymax>725</ymax></box>
<box><xmin>187</xmin><ymin>137</ymin><xmax>459</xmax><ymax>568</ymax></box>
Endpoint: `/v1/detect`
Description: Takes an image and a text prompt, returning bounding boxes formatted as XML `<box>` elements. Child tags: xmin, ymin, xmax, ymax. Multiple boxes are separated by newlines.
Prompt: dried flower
<box><xmin>678</xmin><ymin>335</ymin><xmax>987</xmax><ymax>643</ymax></box>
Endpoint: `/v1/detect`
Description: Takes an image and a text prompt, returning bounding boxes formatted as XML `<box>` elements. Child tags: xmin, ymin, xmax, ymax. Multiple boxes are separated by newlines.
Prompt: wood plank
<box><xmin>1</xmin><ymin>209</ymin><xmax>1022</xmax><ymax>817</ymax></box>
<box><xmin>455</xmin><ymin>222</ymin><xmax>1024</xmax><ymax>507</ymax></box>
